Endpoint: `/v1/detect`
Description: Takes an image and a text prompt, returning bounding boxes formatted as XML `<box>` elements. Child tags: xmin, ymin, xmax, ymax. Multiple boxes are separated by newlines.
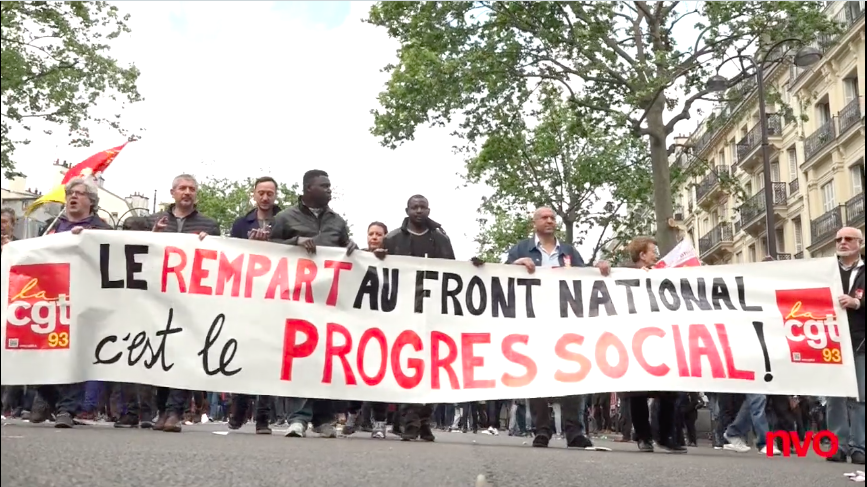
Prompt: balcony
<box><xmin>838</xmin><ymin>98</ymin><xmax>862</xmax><ymax>136</ymax></box>
<box><xmin>789</xmin><ymin>178</ymin><xmax>799</xmax><ymax>196</ymax></box>
<box><xmin>809</xmin><ymin>206</ymin><xmax>844</xmax><ymax>250</ymax></box>
<box><xmin>776</xmin><ymin>253</ymin><xmax>792</xmax><ymax>260</ymax></box>
<box><xmin>673</xmin><ymin>205</ymin><xmax>685</xmax><ymax>222</ymax></box>
<box><xmin>794</xmin><ymin>251</ymin><xmax>804</xmax><ymax>260</ymax></box>
<box><xmin>738</xmin><ymin>183</ymin><xmax>788</xmax><ymax>237</ymax></box>
<box><xmin>846</xmin><ymin>192</ymin><xmax>865</xmax><ymax>228</ymax></box>
<box><xmin>699</xmin><ymin>223</ymin><xmax>734</xmax><ymax>262</ymax></box>
<box><xmin>695</xmin><ymin>166</ymin><xmax>730</xmax><ymax>208</ymax></box>
<box><xmin>803</xmin><ymin>119</ymin><xmax>836</xmax><ymax>164</ymax></box>
<box><xmin>736</xmin><ymin>114</ymin><xmax>783</xmax><ymax>172</ymax></box>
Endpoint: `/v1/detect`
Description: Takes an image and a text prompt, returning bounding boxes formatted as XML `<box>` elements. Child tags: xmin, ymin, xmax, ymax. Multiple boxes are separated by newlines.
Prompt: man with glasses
<box><xmin>826</xmin><ymin>227</ymin><xmax>865</xmax><ymax>465</ymax></box>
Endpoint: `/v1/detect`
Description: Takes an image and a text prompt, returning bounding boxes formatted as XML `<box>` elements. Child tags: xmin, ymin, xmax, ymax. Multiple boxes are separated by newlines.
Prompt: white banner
<box><xmin>0</xmin><ymin>231</ymin><xmax>859</xmax><ymax>401</ymax></box>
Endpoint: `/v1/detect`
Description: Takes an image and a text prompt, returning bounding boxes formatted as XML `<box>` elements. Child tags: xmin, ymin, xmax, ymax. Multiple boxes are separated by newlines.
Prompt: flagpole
<box><xmin>42</xmin><ymin>207</ymin><xmax>65</xmax><ymax>235</ymax></box>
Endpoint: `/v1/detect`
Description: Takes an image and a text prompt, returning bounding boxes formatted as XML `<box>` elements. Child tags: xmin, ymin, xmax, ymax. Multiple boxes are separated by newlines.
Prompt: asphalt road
<box><xmin>1</xmin><ymin>419</ymin><xmax>858</xmax><ymax>487</ymax></box>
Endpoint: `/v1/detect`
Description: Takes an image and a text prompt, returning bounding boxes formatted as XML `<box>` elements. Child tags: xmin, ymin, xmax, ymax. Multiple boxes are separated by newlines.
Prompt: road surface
<box><xmin>1</xmin><ymin>419</ymin><xmax>855</xmax><ymax>487</ymax></box>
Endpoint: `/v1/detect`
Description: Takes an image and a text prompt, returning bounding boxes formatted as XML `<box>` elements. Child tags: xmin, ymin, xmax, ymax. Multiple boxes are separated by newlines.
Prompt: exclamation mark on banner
<box><xmin>751</xmin><ymin>321</ymin><xmax>773</xmax><ymax>382</ymax></box>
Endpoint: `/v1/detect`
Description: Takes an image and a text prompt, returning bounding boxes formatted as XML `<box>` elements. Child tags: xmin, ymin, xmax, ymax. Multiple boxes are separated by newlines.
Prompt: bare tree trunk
<box><xmin>647</xmin><ymin>102</ymin><xmax>678</xmax><ymax>255</ymax></box>
<box><xmin>564</xmin><ymin>219</ymin><xmax>574</xmax><ymax>247</ymax></box>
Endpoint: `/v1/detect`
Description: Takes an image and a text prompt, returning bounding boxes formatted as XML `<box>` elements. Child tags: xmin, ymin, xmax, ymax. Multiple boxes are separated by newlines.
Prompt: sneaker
<box><xmin>826</xmin><ymin>451</ymin><xmax>848</xmax><ymax>463</ymax></box>
<box><xmin>760</xmin><ymin>445</ymin><xmax>781</xmax><ymax>456</ymax></box>
<box><xmin>532</xmin><ymin>432</ymin><xmax>550</xmax><ymax>448</ymax></box>
<box><xmin>723</xmin><ymin>434</ymin><xmax>751</xmax><ymax>453</ymax></box>
<box><xmin>658</xmin><ymin>442</ymin><xmax>688</xmax><ymax>454</ymax></box>
<box><xmin>567</xmin><ymin>435</ymin><xmax>594</xmax><ymax>449</ymax></box>
<box><xmin>852</xmin><ymin>451</ymin><xmax>865</xmax><ymax>465</ymax></box>
<box><xmin>313</xmin><ymin>423</ymin><xmax>337</xmax><ymax>438</ymax></box>
<box><xmin>285</xmin><ymin>422</ymin><xmax>306</xmax><ymax>438</ymax></box>
<box><xmin>638</xmin><ymin>440</ymin><xmax>654</xmax><ymax>452</ymax></box>
<box><xmin>113</xmin><ymin>414</ymin><xmax>140</xmax><ymax>428</ymax></box>
<box><xmin>227</xmin><ymin>416</ymin><xmax>245</xmax><ymax>430</ymax></box>
<box><xmin>54</xmin><ymin>412</ymin><xmax>74</xmax><ymax>429</ymax></box>
<box><xmin>152</xmin><ymin>412</ymin><xmax>168</xmax><ymax>431</ymax></box>
<box><xmin>255</xmin><ymin>421</ymin><xmax>272</xmax><ymax>435</ymax></box>
<box><xmin>372</xmin><ymin>421</ymin><xmax>387</xmax><ymax>439</ymax></box>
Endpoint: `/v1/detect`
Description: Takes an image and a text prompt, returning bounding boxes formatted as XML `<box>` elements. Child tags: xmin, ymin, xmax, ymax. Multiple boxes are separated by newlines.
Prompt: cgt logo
<box><xmin>775</xmin><ymin>288</ymin><xmax>842</xmax><ymax>365</ymax></box>
<box><xmin>766</xmin><ymin>430</ymin><xmax>839</xmax><ymax>458</ymax></box>
<box><xmin>5</xmin><ymin>263</ymin><xmax>72</xmax><ymax>350</ymax></box>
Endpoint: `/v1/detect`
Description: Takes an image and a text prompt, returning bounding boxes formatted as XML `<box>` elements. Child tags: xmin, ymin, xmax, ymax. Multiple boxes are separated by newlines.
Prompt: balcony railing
<box><xmin>736</xmin><ymin>114</ymin><xmax>783</xmax><ymax>163</ymax></box>
<box><xmin>810</xmin><ymin>206</ymin><xmax>844</xmax><ymax>246</ymax></box>
<box><xmin>739</xmin><ymin>182</ymin><xmax>788</xmax><ymax>226</ymax></box>
<box><xmin>794</xmin><ymin>251</ymin><xmax>804</xmax><ymax>260</ymax></box>
<box><xmin>673</xmin><ymin>205</ymin><xmax>685</xmax><ymax>221</ymax></box>
<box><xmin>838</xmin><ymin>98</ymin><xmax>862</xmax><ymax>135</ymax></box>
<box><xmin>789</xmin><ymin>6</ymin><xmax>863</xmax><ymax>88</ymax></box>
<box><xmin>804</xmin><ymin>119</ymin><xmax>836</xmax><ymax>162</ymax></box>
<box><xmin>699</xmin><ymin>223</ymin><xmax>734</xmax><ymax>256</ymax></box>
<box><xmin>846</xmin><ymin>192</ymin><xmax>865</xmax><ymax>226</ymax></box>
<box><xmin>777</xmin><ymin>253</ymin><xmax>793</xmax><ymax>260</ymax></box>
<box><xmin>789</xmin><ymin>178</ymin><xmax>799</xmax><ymax>196</ymax></box>
<box><xmin>696</xmin><ymin>166</ymin><xmax>730</xmax><ymax>202</ymax></box>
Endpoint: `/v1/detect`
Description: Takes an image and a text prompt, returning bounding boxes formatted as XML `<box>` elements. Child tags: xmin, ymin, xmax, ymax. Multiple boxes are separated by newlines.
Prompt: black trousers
<box><xmin>617</xmin><ymin>394</ymin><xmax>632</xmax><ymax>437</ymax></box>
<box><xmin>631</xmin><ymin>393</ymin><xmax>676</xmax><ymax>444</ymax></box>
<box><xmin>110</xmin><ymin>383</ymin><xmax>154</xmax><ymax>420</ymax></box>
<box><xmin>231</xmin><ymin>394</ymin><xmax>272</xmax><ymax>423</ymax></box>
<box><xmin>399</xmin><ymin>403</ymin><xmax>433</xmax><ymax>426</ymax></box>
<box><xmin>530</xmin><ymin>396</ymin><xmax>585</xmax><ymax>443</ymax></box>
<box><xmin>486</xmin><ymin>400</ymin><xmax>505</xmax><ymax>429</ymax></box>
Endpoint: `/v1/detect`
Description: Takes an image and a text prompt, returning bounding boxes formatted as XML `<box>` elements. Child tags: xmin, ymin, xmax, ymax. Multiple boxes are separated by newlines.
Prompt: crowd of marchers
<box><xmin>1</xmin><ymin>171</ymin><xmax>863</xmax><ymax>465</ymax></box>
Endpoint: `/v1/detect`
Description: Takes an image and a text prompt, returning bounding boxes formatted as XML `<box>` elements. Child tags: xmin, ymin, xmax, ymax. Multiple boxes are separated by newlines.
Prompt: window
<box><xmin>816</xmin><ymin>99</ymin><xmax>832</xmax><ymax>126</ymax></box>
<box><xmin>771</xmin><ymin>161</ymin><xmax>781</xmax><ymax>182</ymax></box>
<box><xmin>757</xmin><ymin>171</ymin><xmax>765</xmax><ymax>190</ymax></box>
<box><xmin>735</xmin><ymin>251</ymin><xmax>743</xmax><ymax>263</ymax></box>
<box><xmin>787</xmin><ymin>148</ymin><xmax>798</xmax><ymax>181</ymax></box>
<box><xmin>821</xmin><ymin>181</ymin><xmax>836</xmax><ymax>213</ymax></box>
<box><xmin>793</xmin><ymin>218</ymin><xmax>803</xmax><ymax>253</ymax></box>
<box><xmin>748</xmin><ymin>244</ymin><xmax>757</xmax><ymax>263</ymax></box>
<box><xmin>761</xmin><ymin>236</ymin><xmax>769</xmax><ymax>256</ymax></box>
<box><xmin>718</xmin><ymin>150</ymin><xmax>726</xmax><ymax>166</ymax></box>
<box><xmin>775</xmin><ymin>228</ymin><xmax>785</xmax><ymax>253</ymax></box>
<box><xmin>851</xmin><ymin>164</ymin><xmax>865</xmax><ymax>195</ymax></box>
<box><xmin>729</xmin><ymin>140</ymin><xmax>737</xmax><ymax>165</ymax></box>
<box><xmin>703</xmin><ymin>218</ymin><xmax>710</xmax><ymax>234</ymax></box>
<box><xmin>843</xmin><ymin>76</ymin><xmax>860</xmax><ymax>104</ymax></box>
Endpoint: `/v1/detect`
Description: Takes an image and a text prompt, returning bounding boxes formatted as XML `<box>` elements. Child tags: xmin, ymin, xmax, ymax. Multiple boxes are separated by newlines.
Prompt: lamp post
<box><xmin>706</xmin><ymin>40</ymin><xmax>821</xmax><ymax>260</ymax></box>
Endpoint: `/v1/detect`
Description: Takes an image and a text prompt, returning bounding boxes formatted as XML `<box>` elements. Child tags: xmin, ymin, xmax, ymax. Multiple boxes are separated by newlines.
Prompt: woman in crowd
<box><xmin>343</xmin><ymin>222</ymin><xmax>392</xmax><ymax>439</ymax></box>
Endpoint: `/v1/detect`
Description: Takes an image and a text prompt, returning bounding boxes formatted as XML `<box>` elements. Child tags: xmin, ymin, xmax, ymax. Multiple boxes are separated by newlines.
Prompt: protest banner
<box><xmin>0</xmin><ymin>231</ymin><xmax>859</xmax><ymax>403</ymax></box>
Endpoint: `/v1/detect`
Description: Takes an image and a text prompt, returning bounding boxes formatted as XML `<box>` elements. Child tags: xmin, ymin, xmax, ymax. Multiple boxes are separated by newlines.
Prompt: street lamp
<box><xmin>706</xmin><ymin>40</ymin><xmax>822</xmax><ymax>260</ymax></box>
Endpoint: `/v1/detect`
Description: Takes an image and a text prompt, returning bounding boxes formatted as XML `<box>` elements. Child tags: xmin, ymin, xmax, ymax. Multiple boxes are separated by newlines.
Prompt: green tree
<box><xmin>1</xmin><ymin>1</ymin><xmax>142</xmax><ymax>178</ymax></box>
<box><xmin>196</xmin><ymin>177</ymin><xmax>352</xmax><ymax>239</ymax></box>
<box><xmin>366</xmin><ymin>1</ymin><xmax>841</xmax><ymax>254</ymax></box>
<box><xmin>469</xmin><ymin>85</ymin><xmax>653</xmax><ymax>264</ymax></box>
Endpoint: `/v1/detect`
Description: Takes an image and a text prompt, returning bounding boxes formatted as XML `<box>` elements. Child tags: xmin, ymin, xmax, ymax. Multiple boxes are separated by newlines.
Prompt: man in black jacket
<box><xmin>226</xmin><ymin>176</ymin><xmax>283</xmax><ymax>435</ymax></box>
<box><xmin>380</xmin><ymin>195</ymin><xmax>455</xmax><ymax>441</ymax></box>
<box><xmin>269</xmin><ymin>169</ymin><xmax>357</xmax><ymax>439</ymax></box>
<box><xmin>827</xmin><ymin>226</ymin><xmax>865</xmax><ymax>465</ymax></box>
<box><xmin>145</xmin><ymin>174</ymin><xmax>221</xmax><ymax>433</ymax></box>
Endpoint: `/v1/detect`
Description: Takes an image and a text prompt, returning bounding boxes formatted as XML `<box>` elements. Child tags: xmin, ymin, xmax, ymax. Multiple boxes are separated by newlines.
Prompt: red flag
<box><xmin>61</xmin><ymin>142</ymin><xmax>130</xmax><ymax>184</ymax></box>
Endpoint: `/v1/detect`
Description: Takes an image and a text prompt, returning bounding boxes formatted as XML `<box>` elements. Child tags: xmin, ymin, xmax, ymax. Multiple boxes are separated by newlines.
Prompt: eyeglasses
<box><xmin>66</xmin><ymin>190</ymin><xmax>87</xmax><ymax>197</ymax></box>
<box><xmin>835</xmin><ymin>236</ymin><xmax>861</xmax><ymax>243</ymax></box>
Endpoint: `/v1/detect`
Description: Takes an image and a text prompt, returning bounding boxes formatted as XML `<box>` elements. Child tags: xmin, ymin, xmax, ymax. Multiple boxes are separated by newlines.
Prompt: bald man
<box><xmin>503</xmin><ymin>206</ymin><xmax>610</xmax><ymax>449</ymax></box>
<box><xmin>826</xmin><ymin>226</ymin><xmax>865</xmax><ymax>465</ymax></box>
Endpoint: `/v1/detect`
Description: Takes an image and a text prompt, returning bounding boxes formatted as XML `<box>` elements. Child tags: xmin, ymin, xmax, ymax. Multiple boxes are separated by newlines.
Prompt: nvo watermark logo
<box><xmin>766</xmin><ymin>431</ymin><xmax>839</xmax><ymax>458</ymax></box>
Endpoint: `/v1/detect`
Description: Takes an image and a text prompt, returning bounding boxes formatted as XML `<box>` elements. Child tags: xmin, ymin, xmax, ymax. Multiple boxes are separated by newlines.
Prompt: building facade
<box><xmin>671</xmin><ymin>1</ymin><xmax>864</xmax><ymax>265</ymax></box>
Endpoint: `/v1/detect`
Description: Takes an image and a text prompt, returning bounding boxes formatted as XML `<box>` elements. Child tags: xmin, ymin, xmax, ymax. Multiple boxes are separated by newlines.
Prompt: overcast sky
<box><xmin>4</xmin><ymin>1</ymin><xmax>721</xmax><ymax>259</ymax></box>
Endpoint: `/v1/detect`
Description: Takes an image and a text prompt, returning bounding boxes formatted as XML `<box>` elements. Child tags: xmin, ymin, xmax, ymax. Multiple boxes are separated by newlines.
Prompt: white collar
<box><xmin>535</xmin><ymin>235</ymin><xmax>559</xmax><ymax>251</ymax></box>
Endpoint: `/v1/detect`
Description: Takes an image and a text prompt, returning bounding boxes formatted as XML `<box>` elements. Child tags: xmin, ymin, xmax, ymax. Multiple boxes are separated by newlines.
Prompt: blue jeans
<box><xmin>83</xmin><ymin>381</ymin><xmax>103</xmax><ymax>413</ymax></box>
<box><xmin>827</xmin><ymin>353</ymin><xmax>866</xmax><ymax>455</ymax></box>
<box><xmin>726</xmin><ymin>394</ymin><xmax>770</xmax><ymax>449</ymax></box>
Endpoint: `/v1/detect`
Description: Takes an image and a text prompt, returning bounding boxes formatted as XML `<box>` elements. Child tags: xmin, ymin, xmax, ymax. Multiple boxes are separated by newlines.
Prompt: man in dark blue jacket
<box><xmin>504</xmin><ymin>207</ymin><xmax>610</xmax><ymax>449</ymax></box>
<box><xmin>226</xmin><ymin>176</ymin><xmax>282</xmax><ymax>435</ymax></box>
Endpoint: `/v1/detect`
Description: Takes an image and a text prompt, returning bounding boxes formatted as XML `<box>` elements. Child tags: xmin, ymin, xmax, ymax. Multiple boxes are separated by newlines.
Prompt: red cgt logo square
<box><xmin>5</xmin><ymin>263</ymin><xmax>72</xmax><ymax>350</ymax></box>
<box><xmin>775</xmin><ymin>287</ymin><xmax>842</xmax><ymax>365</ymax></box>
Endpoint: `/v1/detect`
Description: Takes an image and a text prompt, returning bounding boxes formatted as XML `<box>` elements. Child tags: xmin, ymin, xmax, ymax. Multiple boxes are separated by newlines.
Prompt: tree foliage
<box><xmin>1</xmin><ymin>1</ymin><xmax>142</xmax><ymax>178</ymax></box>
<box><xmin>469</xmin><ymin>85</ymin><xmax>653</xmax><ymax>264</ymax></box>
<box><xmin>366</xmin><ymin>1</ymin><xmax>841</xmax><ymax>253</ymax></box>
<box><xmin>195</xmin><ymin>177</ymin><xmax>352</xmax><ymax>239</ymax></box>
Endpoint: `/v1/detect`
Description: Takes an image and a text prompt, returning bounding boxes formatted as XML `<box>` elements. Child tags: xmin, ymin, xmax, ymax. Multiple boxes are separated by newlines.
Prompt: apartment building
<box><xmin>667</xmin><ymin>1</ymin><xmax>865</xmax><ymax>265</ymax></box>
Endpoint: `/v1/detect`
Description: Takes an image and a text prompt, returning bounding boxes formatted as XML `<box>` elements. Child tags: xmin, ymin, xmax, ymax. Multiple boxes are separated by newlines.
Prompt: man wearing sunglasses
<box><xmin>826</xmin><ymin>227</ymin><xmax>865</xmax><ymax>465</ymax></box>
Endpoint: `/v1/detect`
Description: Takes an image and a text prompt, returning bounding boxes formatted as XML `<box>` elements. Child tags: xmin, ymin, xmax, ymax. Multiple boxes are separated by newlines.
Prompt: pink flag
<box><xmin>654</xmin><ymin>238</ymin><xmax>701</xmax><ymax>269</ymax></box>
